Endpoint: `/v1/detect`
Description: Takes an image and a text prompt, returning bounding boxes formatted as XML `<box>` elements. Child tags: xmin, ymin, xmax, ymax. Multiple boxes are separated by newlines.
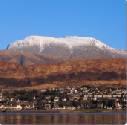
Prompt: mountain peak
<box><xmin>8</xmin><ymin>35</ymin><xmax>112</xmax><ymax>50</ymax></box>
<box><xmin>5</xmin><ymin>35</ymin><xmax>127</xmax><ymax>63</ymax></box>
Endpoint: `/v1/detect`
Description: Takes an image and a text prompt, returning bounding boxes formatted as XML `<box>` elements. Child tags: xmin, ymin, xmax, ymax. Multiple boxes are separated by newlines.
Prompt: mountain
<box><xmin>0</xmin><ymin>35</ymin><xmax>126</xmax><ymax>89</ymax></box>
<box><xmin>1</xmin><ymin>36</ymin><xmax>126</xmax><ymax>66</ymax></box>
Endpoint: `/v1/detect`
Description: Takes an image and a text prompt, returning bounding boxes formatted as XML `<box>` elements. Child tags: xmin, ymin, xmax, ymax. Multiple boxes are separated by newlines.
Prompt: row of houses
<box><xmin>0</xmin><ymin>85</ymin><xmax>126</xmax><ymax>111</ymax></box>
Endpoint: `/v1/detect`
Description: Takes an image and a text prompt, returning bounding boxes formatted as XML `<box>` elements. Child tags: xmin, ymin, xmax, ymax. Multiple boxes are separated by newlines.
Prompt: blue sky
<box><xmin>0</xmin><ymin>0</ymin><xmax>126</xmax><ymax>50</ymax></box>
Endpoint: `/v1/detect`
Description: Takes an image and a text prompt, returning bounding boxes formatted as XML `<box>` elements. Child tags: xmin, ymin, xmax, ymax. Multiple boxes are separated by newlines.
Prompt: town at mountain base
<box><xmin>0</xmin><ymin>58</ymin><xmax>126</xmax><ymax>89</ymax></box>
<box><xmin>0</xmin><ymin>36</ymin><xmax>126</xmax><ymax>112</ymax></box>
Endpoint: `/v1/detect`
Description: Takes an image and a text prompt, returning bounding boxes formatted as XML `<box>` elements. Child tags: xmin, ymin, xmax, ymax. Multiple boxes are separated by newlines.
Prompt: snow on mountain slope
<box><xmin>8</xmin><ymin>36</ymin><xmax>113</xmax><ymax>50</ymax></box>
<box><xmin>7</xmin><ymin>36</ymin><xmax>127</xmax><ymax>60</ymax></box>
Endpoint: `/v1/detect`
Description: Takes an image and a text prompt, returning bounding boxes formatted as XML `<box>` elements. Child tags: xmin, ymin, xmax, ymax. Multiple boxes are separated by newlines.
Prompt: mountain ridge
<box><xmin>8</xmin><ymin>36</ymin><xmax>113</xmax><ymax>50</ymax></box>
<box><xmin>1</xmin><ymin>35</ymin><xmax>125</xmax><ymax>66</ymax></box>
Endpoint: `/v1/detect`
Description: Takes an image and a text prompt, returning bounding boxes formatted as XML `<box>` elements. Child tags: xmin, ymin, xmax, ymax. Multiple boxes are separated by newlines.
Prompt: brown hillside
<box><xmin>0</xmin><ymin>58</ymin><xmax>126</xmax><ymax>88</ymax></box>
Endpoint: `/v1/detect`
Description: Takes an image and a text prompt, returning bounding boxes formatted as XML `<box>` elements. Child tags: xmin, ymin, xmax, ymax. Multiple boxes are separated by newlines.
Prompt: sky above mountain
<box><xmin>0</xmin><ymin>0</ymin><xmax>126</xmax><ymax>50</ymax></box>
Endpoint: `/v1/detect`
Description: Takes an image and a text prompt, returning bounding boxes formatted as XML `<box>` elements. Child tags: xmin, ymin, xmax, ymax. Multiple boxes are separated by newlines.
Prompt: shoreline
<box><xmin>0</xmin><ymin>109</ymin><xmax>125</xmax><ymax>114</ymax></box>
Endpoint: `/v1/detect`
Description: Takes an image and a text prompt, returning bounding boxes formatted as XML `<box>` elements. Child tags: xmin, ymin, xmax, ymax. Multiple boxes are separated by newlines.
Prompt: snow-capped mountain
<box><xmin>0</xmin><ymin>36</ymin><xmax>126</xmax><ymax>88</ymax></box>
<box><xmin>7</xmin><ymin>36</ymin><xmax>126</xmax><ymax>60</ymax></box>
<box><xmin>8</xmin><ymin>36</ymin><xmax>113</xmax><ymax>50</ymax></box>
